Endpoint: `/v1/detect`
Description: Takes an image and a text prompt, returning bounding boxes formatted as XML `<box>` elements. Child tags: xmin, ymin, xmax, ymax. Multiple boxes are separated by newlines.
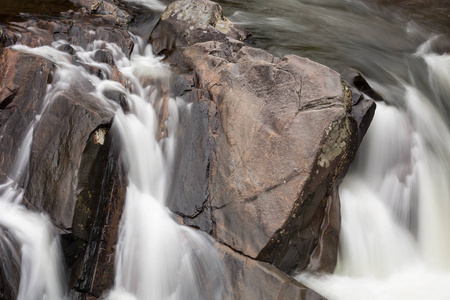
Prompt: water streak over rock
<box><xmin>0</xmin><ymin>0</ymin><xmax>376</xmax><ymax>298</ymax></box>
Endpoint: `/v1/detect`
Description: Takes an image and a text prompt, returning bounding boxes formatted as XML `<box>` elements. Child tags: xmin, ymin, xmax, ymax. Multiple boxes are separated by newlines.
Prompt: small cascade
<box><xmin>120</xmin><ymin>0</ymin><xmax>166</xmax><ymax>11</ymax></box>
<box><xmin>1</xmin><ymin>30</ymin><xmax>226</xmax><ymax>299</ymax></box>
<box><xmin>104</xmin><ymin>39</ymin><xmax>226</xmax><ymax>300</ymax></box>
<box><xmin>296</xmin><ymin>37</ymin><xmax>450</xmax><ymax>300</ymax></box>
<box><xmin>0</xmin><ymin>45</ymin><xmax>77</xmax><ymax>300</ymax></box>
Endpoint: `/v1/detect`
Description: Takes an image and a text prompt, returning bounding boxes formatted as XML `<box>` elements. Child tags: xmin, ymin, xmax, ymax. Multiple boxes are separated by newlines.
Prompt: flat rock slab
<box><xmin>216</xmin><ymin>242</ymin><xmax>326</xmax><ymax>300</ymax></box>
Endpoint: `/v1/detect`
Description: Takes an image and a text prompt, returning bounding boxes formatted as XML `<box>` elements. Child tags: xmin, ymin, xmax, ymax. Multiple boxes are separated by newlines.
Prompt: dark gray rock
<box><xmin>339</xmin><ymin>68</ymin><xmax>384</xmax><ymax>101</ymax></box>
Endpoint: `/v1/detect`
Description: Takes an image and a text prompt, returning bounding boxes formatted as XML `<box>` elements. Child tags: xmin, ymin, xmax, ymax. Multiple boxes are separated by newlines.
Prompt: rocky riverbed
<box><xmin>0</xmin><ymin>0</ymin><xmax>376</xmax><ymax>299</ymax></box>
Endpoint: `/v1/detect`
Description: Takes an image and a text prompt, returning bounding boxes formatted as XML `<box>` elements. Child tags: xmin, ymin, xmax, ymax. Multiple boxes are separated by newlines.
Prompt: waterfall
<box><xmin>104</xmin><ymin>38</ymin><xmax>226</xmax><ymax>300</ymax></box>
<box><xmin>0</xmin><ymin>45</ymin><xmax>76</xmax><ymax>300</ymax></box>
<box><xmin>296</xmin><ymin>37</ymin><xmax>450</xmax><ymax>300</ymax></box>
<box><xmin>1</xmin><ymin>0</ymin><xmax>449</xmax><ymax>299</ymax></box>
<box><xmin>1</xmin><ymin>33</ymin><xmax>226</xmax><ymax>299</ymax></box>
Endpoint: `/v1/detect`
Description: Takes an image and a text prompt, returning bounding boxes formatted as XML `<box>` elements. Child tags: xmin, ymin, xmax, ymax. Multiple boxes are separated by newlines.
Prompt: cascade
<box><xmin>213</xmin><ymin>0</ymin><xmax>450</xmax><ymax>297</ymax></box>
<box><xmin>1</xmin><ymin>31</ymin><xmax>226</xmax><ymax>299</ymax></box>
<box><xmin>0</xmin><ymin>0</ymin><xmax>449</xmax><ymax>299</ymax></box>
<box><xmin>296</xmin><ymin>39</ymin><xmax>450</xmax><ymax>300</ymax></box>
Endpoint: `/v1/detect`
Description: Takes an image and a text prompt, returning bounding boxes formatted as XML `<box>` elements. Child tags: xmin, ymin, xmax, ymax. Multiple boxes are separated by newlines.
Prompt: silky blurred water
<box><xmin>213</xmin><ymin>0</ymin><xmax>450</xmax><ymax>298</ymax></box>
<box><xmin>1</xmin><ymin>0</ymin><xmax>450</xmax><ymax>299</ymax></box>
<box><xmin>2</xmin><ymin>29</ymin><xmax>226</xmax><ymax>299</ymax></box>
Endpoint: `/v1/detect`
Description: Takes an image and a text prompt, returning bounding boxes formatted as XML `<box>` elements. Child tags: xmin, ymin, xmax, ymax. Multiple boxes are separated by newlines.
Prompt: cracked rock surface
<box><xmin>0</xmin><ymin>0</ymin><xmax>376</xmax><ymax>298</ymax></box>
<box><xmin>154</xmin><ymin>0</ymin><xmax>375</xmax><ymax>277</ymax></box>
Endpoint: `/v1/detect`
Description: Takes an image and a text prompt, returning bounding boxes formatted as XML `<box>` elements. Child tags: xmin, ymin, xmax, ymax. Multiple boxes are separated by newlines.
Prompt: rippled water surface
<box><xmin>216</xmin><ymin>0</ymin><xmax>449</xmax><ymax>84</ymax></box>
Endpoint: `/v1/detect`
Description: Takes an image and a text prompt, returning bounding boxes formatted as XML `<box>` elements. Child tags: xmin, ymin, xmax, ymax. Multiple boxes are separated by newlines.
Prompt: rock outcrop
<box><xmin>0</xmin><ymin>3</ymin><xmax>132</xmax><ymax>297</ymax></box>
<box><xmin>153</xmin><ymin>0</ymin><xmax>375</xmax><ymax>275</ymax></box>
<box><xmin>0</xmin><ymin>0</ymin><xmax>376</xmax><ymax>299</ymax></box>
<box><xmin>0</xmin><ymin>48</ymin><xmax>54</xmax><ymax>180</ymax></box>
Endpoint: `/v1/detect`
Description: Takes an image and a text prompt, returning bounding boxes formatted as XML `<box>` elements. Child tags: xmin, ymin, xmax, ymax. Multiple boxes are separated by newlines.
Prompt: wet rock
<box><xmin>24</xmin><ymin>99</ymin><xmax>126</xmax><ymax>297</ymax></box>
<box><xmin>0</xmin><ymin>228</ymin><xmax>20</xmax><ymax>300</ymax></box>
<box><xmin>5</xmin><ymin>18</ymin><xmax>134</xmax><ymax>58</ymax></box>
<box><xmin>0</xmin><ymin>28</ymin><xmax>14</xmax><ymax>49</ymax></box>
<box><xmin>61</xmin><ymin>234</ymin><xmax>86</xmax><ymax>269</ymax></box>
<box><xmin>340</xmin><ymin>68</ymin><xmax>384</xmax><ymax>101</ymax></box>
<box><xmin>150</xmin><ymin>0</ymin><xmax>248</xmax><ymax>55</ymax></box>
<box><xmin>48</xmin><ymin>21</ymin><xmax>134</xmax><ymax>57</ymax></box>
<box><xmin>57</xmin><ymin>44</ymin><xmax>76</xmax><ymax>55</ymax></box>
<box><xmin>169</xmin><ymin>98</ymin><xmax>214</xmax><ymax>232</ymax></box>
<box><xmin>0</xmin><ymin>49</ymin><xmax>54</xmax><ymax>180</ymax></box>
<box><xmin>24</xmin><ymin>91</ymin><xmax>114</xmax><ymax>232</ymax></box>
<box><xmin>72</xmin><ymin>133</ymin><xmax>126</xmax><ymax>297</ymax></box>
<box><xmin>103</xmin><ymin>90</ymin><xmax>130</xmax><ymax>112</ymax></box>
<box><xmin>0</xmin><ymin>4</ymin><xmax>132</xmax><ymax>299</ymax></box>
<box><xmin>71</xmin><ymin>0</ymin><xmax>132</xmax><ymax>27</ymax></box>
<box><xmin>154</xmin><ymin>0</ymin><xmax>375</xmax><ymax>275</ymax></box>
<box><xmin>216</xmin><ymin>242</ymin><xmax>326</xmax><ymax>300</ymax></box>
<box><xmin>93</xmin><ymin>49</ymin><xmax>114</xmax><ymax>65</ymax></box>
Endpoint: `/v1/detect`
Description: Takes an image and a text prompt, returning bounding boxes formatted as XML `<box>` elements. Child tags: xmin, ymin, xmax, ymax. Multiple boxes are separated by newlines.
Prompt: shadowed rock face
<box><xmin>0</xmin><ymin>49</ymin><xmax>54</xmax><ymax>180</ymax></box>
<box><xmin>0</xmin><ymin>227</ymin><xmax>20</xmax><ymax>300</ymax></box>
<box><xmin>154</xmin><ymin>0</ymin><xmax>375</xmax><ymax>276</ymax></box>
<box><xmin>0</xmin><ymin>2</ymin><xmax>131</xmax><ymax>297</ymax></box>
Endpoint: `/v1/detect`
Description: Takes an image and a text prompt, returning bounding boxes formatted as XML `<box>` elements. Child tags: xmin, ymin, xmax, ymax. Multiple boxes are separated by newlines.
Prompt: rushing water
<box><xmin>213</xmin><ymin>0</ymin><xmax>450</xmax><ymax>299</ymax></box>
<box><xmin>103</xmin><ymin>37</ymin><xmax>226</xmax><ymax>300</ymax></box>
<box><xmin>1</xmin><ymin>13</ymin><xmax>225</xmax><ymax>299</ymax></box>
<box><xmin>0</xmin><ymin>44</ymin><xmax>79</xmax><ymax>300</ymax></box>
<box><xmin>1</xmin><ymin>0</ymin><xmax>450</xmax><ymax>299</ymax></box>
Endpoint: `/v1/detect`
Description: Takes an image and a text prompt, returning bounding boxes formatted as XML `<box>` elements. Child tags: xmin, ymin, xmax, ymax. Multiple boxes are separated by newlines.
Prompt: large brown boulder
<box><xmin>153</xmin><ymin>0</ymin><xmax>376</xmax><ymax>276</ymax></box>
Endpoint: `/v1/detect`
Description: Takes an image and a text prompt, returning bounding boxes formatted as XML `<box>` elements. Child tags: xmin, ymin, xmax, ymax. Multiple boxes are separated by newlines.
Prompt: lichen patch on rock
<box><xmin>93</xmin><ymin>128</ymin><xmax>107</xmax><ymax>145</ymax></box>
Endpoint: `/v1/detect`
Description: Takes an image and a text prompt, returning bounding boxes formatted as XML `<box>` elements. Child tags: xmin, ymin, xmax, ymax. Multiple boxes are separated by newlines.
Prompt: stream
<box><xmin>0</xmin><ymin>0</ymin><xmax>449</xmax><ymax>299</ymax></box>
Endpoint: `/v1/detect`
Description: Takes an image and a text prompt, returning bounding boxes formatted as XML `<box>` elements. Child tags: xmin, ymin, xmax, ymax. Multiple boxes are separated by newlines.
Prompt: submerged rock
<box><xmin>154</xmin><ymin>0</ymin><xmax>375</xmax><ymax>277</ymax></box>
